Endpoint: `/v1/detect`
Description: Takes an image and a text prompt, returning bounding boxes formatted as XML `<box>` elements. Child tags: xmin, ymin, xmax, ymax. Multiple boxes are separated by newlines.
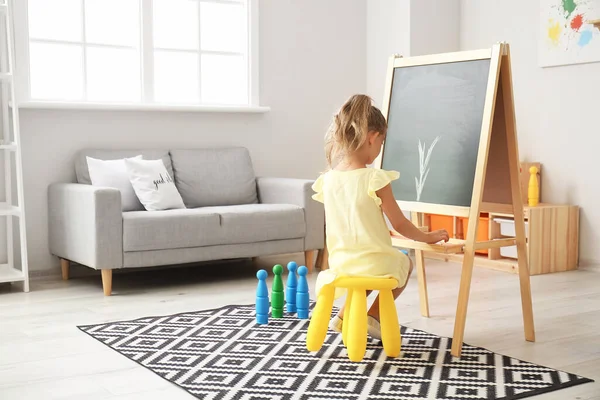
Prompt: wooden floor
<box><xmin>1</xmin><ymin>254</ymin><xmax>599</xmax><ymax>399</ymax></box>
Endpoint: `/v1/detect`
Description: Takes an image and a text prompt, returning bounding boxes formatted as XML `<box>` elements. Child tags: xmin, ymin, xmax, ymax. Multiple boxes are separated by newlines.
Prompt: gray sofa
<box><xmin>48</xmin><ymin>147</ymin><xmax>324</xmax><ymax>295</ymax></box>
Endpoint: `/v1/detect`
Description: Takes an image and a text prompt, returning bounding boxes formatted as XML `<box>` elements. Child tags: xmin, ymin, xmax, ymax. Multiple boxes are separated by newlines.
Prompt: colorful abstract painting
<box><xmin>539</xmin><ymin>0</ymin><xmax>600</xmax><ymax>66</ymax></box>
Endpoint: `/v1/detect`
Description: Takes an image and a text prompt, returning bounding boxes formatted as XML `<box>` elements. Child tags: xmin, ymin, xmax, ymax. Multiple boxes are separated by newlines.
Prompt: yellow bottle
<box><xmin>528</xmin><ymin>166</ymin><xmax>539</xmax><ymax>206</ymax></box>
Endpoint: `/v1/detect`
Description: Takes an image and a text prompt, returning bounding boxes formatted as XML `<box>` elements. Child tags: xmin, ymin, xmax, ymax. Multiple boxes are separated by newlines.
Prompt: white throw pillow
<box><xmin>124</xmin><ymin>158</ymin><xmax>186</xmax><ymax>211</ymax></box>
<box><xmin>86</xmin><ymin>155</ymin><xmax>144</xmax><ymax>212</ymax></box>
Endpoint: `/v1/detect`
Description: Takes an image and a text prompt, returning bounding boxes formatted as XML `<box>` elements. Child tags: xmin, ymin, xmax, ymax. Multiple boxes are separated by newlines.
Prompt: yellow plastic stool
<box><xmin>306</xmin><ymin>277</ymin><xmax>401</xmax><ymax>362</ymax></box>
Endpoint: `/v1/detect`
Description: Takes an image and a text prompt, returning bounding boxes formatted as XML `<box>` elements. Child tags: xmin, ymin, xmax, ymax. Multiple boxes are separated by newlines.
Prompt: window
<box><xmin>15</xmin><ymin>0</ymin><xmax>257</xmax><ymax>108</ymax></box>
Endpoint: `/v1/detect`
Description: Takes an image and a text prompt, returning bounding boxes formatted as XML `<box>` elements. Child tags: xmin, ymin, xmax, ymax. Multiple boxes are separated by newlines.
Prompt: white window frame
<box><xmin>12</xmin><ymin>0</ymin><xmax>268</xmax><ymax>113</ymax></box>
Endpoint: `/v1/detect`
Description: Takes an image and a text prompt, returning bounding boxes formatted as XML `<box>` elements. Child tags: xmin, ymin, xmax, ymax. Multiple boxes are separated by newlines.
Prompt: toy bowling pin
<box><xmin>297</xmin><ymin>266</ymin><xmax>309</xmax><ymax>319</ymax></box>
<box><xmin>271</xmin><ymin>264</ymin><xmax>284</xmax><ymax>318</ymax></box>
<box><xmin>256</xmin><ymin>269</ymin><xmax>269</xmax><ymax>324</ymax></box>
<box><xmin>286</xmin><ymin>261</ymin><xmax>298</xmax><ymax>313</ymax></box>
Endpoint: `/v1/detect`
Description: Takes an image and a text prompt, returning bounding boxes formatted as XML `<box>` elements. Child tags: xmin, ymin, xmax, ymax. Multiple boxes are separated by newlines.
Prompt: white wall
<box><xmin>15</xmin><ymin>0</ymin><xmax>367</xmax><ymax>274</ymax></box>
<box><xmin>366</xmin><ymin>0</ymin><xmax>411</xmax><ymax>106</ymax></box>
<box><xmin>366</xmin><ymin>0</ymin><xmax>460</xmax><ymax>105</ymax></box>
<box><xmin>461</xmin><ymin>0</ymin><xmax>600</xmax><ymax>264</ymax></box>
<box><xmin>410</xmin><ymin>0</ymin><xmax>460</xmax><ymax>57</ymax></box>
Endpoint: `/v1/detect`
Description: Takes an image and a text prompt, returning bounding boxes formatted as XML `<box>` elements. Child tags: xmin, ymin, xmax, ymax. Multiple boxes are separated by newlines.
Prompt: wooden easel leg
<box><xmin>451</xmin><ymin>250</ymin><xmax>475</xmax><ymax>357</ymax></box>
<box><xmin>415</xmin><ymin>251</ymin><xmax>429</xmax><ymax>317</ymax></box>
<box><xmin>450</xmin><ymin>43</ymin><xmax>505</xmax><ymax>358</ymax></box>
<box><xmin>501</xmin><ymin>46</ymin><xmax>535</xmax><ymax>342</ymax></box>
<box><xmin>411</xmin><ymin>212</ymin><xmax>430</xmax><ymax>317</ymax></box>
<box><xmin>515</xmin><ymin>225</ymin><xmax>535</xmax><ymax>342</ymax></box>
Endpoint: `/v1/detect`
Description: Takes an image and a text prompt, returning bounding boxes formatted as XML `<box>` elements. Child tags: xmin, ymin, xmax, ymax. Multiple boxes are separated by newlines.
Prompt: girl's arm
<box><xmin>376</xmin><ymin>184</ymin><xmax>449</xmax><ymax>244</ymax></box>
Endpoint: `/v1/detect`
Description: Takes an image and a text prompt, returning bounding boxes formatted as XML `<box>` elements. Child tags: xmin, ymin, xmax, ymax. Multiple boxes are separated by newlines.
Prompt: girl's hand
<box><xmin>425</xmin><ymin>229</ymin><xmax>449</xmax><ymax>244</ymax></box>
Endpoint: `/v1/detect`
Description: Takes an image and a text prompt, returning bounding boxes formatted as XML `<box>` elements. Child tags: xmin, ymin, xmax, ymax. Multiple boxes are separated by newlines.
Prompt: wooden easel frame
<box><xmin>375</xmin><ymin>43</ymin><xmax>535</xmax><ymax>357</ymax></box>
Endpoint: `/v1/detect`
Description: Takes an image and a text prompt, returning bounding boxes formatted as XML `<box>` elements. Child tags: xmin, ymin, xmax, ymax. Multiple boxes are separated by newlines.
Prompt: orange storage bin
<box><xmin>460</xmin><ymin>216</ymin><xmax>489</xmax><ymax>255</ymax></box>
<box><xmin>427</xmin><ymin>214</ymin><xmax>455</xmax><ymax>238</ymax></box>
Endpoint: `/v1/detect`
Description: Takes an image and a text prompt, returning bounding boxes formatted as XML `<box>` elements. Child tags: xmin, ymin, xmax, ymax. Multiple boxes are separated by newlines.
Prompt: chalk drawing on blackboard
<box><xmin>415</xmin><ymin>136</ymin><xmax>441</xmax><ymax>201</ymax></box>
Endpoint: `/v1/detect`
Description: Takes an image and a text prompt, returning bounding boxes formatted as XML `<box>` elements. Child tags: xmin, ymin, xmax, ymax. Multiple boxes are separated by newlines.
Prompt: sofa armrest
<box><xmin>256</xmin><ymin>177</ymin><xmax>324</xmax><ymax>251</ymax></box>
<box><xmin>48</xmin><ymin>183</ymin><xmax>123</xmax><ymax>270</ymax></box>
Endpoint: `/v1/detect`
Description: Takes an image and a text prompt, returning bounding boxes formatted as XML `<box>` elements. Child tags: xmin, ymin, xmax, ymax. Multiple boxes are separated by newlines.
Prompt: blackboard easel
<box><xmin>375</xmin><ymin>43</ymin><xmax>535</xmax><ymax>357</ymax></box>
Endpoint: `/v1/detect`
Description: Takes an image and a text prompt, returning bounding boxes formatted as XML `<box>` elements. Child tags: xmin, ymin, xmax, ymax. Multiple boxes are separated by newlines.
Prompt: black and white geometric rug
<box><xmin>77</xmin><ymin>304</ymin><xmax>593</xmax><ymax>400</ymax></box>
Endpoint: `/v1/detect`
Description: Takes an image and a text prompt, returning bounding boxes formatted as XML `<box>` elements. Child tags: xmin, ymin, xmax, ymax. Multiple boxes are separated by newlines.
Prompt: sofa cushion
<box><xmin>123</xmin><ymin>208</ymin><xmax>221</xmax><ymax>252</ymax></box>
<box><xmin>170</xmin><ymin>147</ymin><xmax>258</xmax><ymax>207</ymax></box>
<box><xmin>124</xmin><ymin>157</ymin><xmax>186</xmax><ymax>211</ymax></box>
<box><xmin>122</xmin><ymin>204</ymin><xmax>305</xmax><ymax>252</ymax></box>
<box><xmin>75</xmin><ymin>149</ymin><xmax>173</xmax><ymax>185</ymax></box>
<box><xmin>200</xmin><ymin>204</ymin><xmax>305</xmax><ymax>245</ymax></box>
<box><xmin>86</xmin><ymin>155</ymin><xmax>144</xmax><ymax>211</ymax></box>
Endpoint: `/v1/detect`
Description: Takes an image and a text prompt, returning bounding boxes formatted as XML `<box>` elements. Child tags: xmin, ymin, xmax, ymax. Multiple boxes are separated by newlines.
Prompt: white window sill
<box><xmin>17</xmin><ymin>101</ymin><xmax>271</xmax><ymax>113</ymax></box>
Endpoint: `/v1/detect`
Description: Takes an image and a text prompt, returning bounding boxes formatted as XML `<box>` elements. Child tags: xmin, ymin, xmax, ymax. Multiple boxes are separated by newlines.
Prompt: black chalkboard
<box><xmin>381</xmin><ymin>59</ymin><xmax>491</xmax><ymax>207</ymax></box>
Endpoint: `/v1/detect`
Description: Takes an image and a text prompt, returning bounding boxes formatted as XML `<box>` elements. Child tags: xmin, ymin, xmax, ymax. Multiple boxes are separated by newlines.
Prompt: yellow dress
<box><xmin>311</xmin><ymin>168</ymin><xmax>410</xmax><ymax>298</ymax></box>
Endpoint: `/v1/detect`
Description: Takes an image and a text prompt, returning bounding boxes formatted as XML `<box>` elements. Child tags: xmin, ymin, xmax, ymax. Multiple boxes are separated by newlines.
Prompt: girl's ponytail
<box><xmin>324</xmin><ymin>94</ymin><xmax>387</xmax><ymax>168</ymax></box>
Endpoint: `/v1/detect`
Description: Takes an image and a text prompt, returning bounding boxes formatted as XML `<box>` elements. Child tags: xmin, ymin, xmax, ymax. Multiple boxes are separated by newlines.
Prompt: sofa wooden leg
<box><xmin>305</xmin><ymin>250</ymin><xmax>315</xmax><ymax>273</ymax></box>
<box><xmin>101</xmin><ymin>270</ymin><xmax>113</xmax><ymax>296</ymax></box>
<box><xmin>60</xmin><ymin>258</ymin><xmax>69</xmax><ymax>281</ymax></box>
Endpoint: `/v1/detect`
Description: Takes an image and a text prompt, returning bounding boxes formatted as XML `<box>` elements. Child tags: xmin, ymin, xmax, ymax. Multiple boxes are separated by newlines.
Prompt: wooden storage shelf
<box><xmin>419</xmin><ymin>203</ymin><xmax>579</xmax><ymax>275</ymax></box>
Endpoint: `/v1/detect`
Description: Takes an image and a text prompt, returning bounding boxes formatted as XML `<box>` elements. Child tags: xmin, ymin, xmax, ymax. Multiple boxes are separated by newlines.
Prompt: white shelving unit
<box><xmin>0</xmin><ymin>0</ymin><xmax>29</xmax><ymax>291</ymax></box>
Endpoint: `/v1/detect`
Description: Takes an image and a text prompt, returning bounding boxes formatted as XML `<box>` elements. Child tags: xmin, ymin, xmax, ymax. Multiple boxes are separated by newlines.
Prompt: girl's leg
<box><xmin>336</xmin><ymin>290</ymin><xmax>372</xmax><ymax>319</ymax></box>
<box><xmin>329</xmin><ymin>290</ymin><xmax>373</xmax><ymax>333</ymax></box>
<box><xmin>368</xmin><ymin>258</ymin><xmax>414</xmax><ymax>321</ymax></box>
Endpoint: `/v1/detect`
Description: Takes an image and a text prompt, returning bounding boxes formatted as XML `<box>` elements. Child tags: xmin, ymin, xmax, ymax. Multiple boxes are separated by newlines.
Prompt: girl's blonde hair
<box><xmin>324</xmin><ymin>94</ymin><xmax>387</xmax><ymax>167</ymax></box>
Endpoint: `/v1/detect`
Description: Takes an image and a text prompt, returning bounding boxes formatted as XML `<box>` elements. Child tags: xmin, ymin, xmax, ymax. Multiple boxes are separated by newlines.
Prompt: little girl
<box><xmin>311</xmin><ymin>94</ymin><xmax>449</xmax><ymax>339</ymax></box>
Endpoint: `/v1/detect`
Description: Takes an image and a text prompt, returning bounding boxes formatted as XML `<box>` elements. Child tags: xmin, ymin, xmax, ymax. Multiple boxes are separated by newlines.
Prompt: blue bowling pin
<box><xmin>256</xmin><ymin>269</ymin><xmax>269</xmax><ymax>324</ymax></box>
<box><xmin>286</xmin><ymin>261</ymin><xmax>298</xmax><ymax>313</ymax></box>
<box><xmin>296</xmin><ymin>266</ymin><xmax>309</xmax><ymax>319</ymax></box>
